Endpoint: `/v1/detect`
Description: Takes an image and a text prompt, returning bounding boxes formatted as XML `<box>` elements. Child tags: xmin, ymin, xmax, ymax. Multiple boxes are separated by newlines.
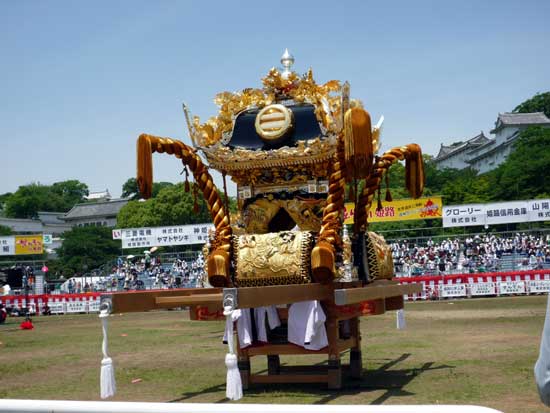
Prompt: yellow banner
<box><xmin>15</xmin><ymin>235</ymin><xmax>44</xmax><ymax>255</ymax></box>
<box><xmin>344</xmin><ymin>197</ymin><xmax>443</xmax><ymax>224</ymax></box>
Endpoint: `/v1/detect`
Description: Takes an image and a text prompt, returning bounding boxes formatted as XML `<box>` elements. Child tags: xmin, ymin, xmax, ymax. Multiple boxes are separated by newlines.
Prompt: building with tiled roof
<box><xmin>433</xmin><ymin>112</ymin><xmax>550</xmax><ymax>173</ymax></box>
<box><xmin>61</xmin><ymin>198</ymin><xmax>129</xmax><ymax>228</ymax></box>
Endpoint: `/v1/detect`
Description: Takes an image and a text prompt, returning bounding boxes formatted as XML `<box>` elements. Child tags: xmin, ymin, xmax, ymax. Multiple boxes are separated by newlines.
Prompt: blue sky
<box><xmin>1</xmin><ymin>0</ymin><xmax>549</xmax><ymax>197</ymax></box>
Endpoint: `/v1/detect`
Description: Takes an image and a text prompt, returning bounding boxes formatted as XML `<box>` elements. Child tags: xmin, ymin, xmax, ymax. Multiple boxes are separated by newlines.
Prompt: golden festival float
<box><xmin>98</xmin><ymin>50</ymin><xmax>424</xmax><ymax>400</ymax></box>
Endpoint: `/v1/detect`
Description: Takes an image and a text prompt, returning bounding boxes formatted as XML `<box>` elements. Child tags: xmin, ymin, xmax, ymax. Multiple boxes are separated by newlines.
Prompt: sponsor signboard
<box><xmin>0</xmin><ymin>236</ymin><xmax>15</xmax><ymax>256</ymax></box>
<box><xmin>470</xmin><ymin>282</ymin><xmax>496</xmax><ymax>296</ymax></box>
<box><xmin>344</xmin><ymin>197</ymin><xmax>443</xmax><ymax>224</ymax></box>
<box><xmin>529</xmin><ymin>280</ymin><xmax>550</xmax><ymax>294</ymax></box>
<box><xmin>440</xmin><ymin>283</ymin><xmax>467</xmax><ymax>298</ymax></box>
<box><xmin>485</xmin><ymin>201</ymin><xmax>529</xmax><ymax>225</ymax></box>
<box><xmin>443</xmin><ymin>198</ymin><xmax>550</xmax><ymax>227</ymax></box>
<box><xmin>442</xmin><ymin>204</ymin><xmax>486</xmax><ymax>228</ymax></box>
<box><xmin>117</xmin><ymin>224</ymin><xmax>215</xmax><ymax>249</ymax></box>
<box><xmin>48</xmin><ymin>301</ymin><xmax>65</xmax><ymax>314</ymax></box>
<box><xmin>528</xmin><ymin>199</ymin><xmax>550</xmax><ymax>222</ymax></box>
<box><xmin>88</xmin><ymin>299</ymin><xmax>101</xmax><ymax>313</ymax></box>
<box><xmin>15</xmin><ymin>235</ymin><xmax>43</xmax><ymax>255</ymax></box>
<box><xmin>65</xmin><ymin>301</ymin><xmax>87</xmax><ymax>313</ymax></box>
<box><xmin>499</xmin><ymin>281</ymin><xmax>526</xmax><ymax>295</ymax></box>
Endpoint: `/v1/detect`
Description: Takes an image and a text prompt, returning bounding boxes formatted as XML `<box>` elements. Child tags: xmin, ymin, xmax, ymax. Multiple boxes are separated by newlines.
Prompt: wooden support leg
<box><xmin>267</xmin><ymin>355</ymin><xmax>281</xmax><ymax>375</ymax></box>
<box><xmin>238</xmin><ymin>358</ymin><xmax>251</xmax><ymax>390</ymax></box>
<box><xmin>350</xmin><ymin>317</ymin><xmax>362</xmax><ymax>379</ymax></box>
<box><xmin>327</xmin><ymin>359</ymin><xmax>342</xmax><ymax>389</ymax></box>
<box><xmin>237</xmin><ymin>337</ymin><xmax>250</xmax><ymax>390</ymax></box>
<box><xmin>326</xmin><ymin>316</ymin><xmax>342</xmax><ymax>389</ymax></box>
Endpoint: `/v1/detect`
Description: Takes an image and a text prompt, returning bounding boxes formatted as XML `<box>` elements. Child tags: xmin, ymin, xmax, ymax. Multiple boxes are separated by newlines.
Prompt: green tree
<box><xmin>51</xmin><ymin>180</ymin><xmax>89</xmax><ymax>209</ymax></box>
<box><xmin>0</xmin><ymin>192</ymin><xmax>12</xmax><ymax>216</ymax></box>
<box><xmin>0</xmin><ymin>225</ymin><xmax>12</xmax><ymax>235</ymax></box>
<box><xmin>117</xmin><ymin>183</ymin><xmax>211</xmax><ymax>228</ymax></box>
<box><xmin>121</xmin><ymin>178</ymin><xmax>140</xmax><ymax>200</ymax></box>
<box><xmin>4</xmin><ymin>183</ymin><xmax>54</xmax><ymax>218</ymax></box>
<box><xmin>513</xmin><ymin>92</ymin><xmax>550</xmax><ymax>118</ymax></box>
<box><xmin>121</xmin><ymin>177</ymin><xmax>174</xmax><ymax>200</ymax></box>
<box><xmin>56</xmin><ymin>226</ymin><xmax>120</xmax><ymax>276</ymax></box>
<box><xmin>490</xmin><ymin>126</ymin><xmax>550</xmax><ymax>200</ymax></box>
<box><xmin>4</xmin><ymin>180</ymin><xmax>88</xmax><ymax>218</ymax></box>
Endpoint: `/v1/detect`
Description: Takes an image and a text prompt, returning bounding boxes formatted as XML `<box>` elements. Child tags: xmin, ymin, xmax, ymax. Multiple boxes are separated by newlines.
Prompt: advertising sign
<box><xmin>15</xmin><ymin>235</ymin><xmax>43</xmax><ymax>255</ymax></box>
<box><xmin>443</xmin><ymin>199</ymin><xmax>550</xmax><ymax>228</ymax></box>
<box><xmin>65</xmin><ymin>301</ymin><xmax>87</xmax><ymax>313</ymax></box>
<box><xmin>0</xmin><ymin>236</ymin><xmax>15</xmax><ymax>256</ymax></box>
<box><xmin>485</xmin><ymin>201</ymin><xmax>529</xmax><ymax>225</ymax></box>
<box><xmin>117</xmin><ymin>223</ymin><xmax>215</xmax><ymax>249</ymax></box>
<box><xmin>442</xmin><ymin>204</ymin><xmax>486</xmax><ymax>228</ymax></box>
<box><xmin>440</xmin><ymin>283</ymin><xmax>467</xmax><ymax>298</ymax></box>
<box><xmin>48</xmin><ymin>301</ymin><xmax>65</xmax><ymax>314</ymax></box>
<box><xmin>499</xmin><ymin>281</ymin><xmax>526</xmax><ymax>295</ymax></box>
<box><xmin>528</xmin><ymin>199</ymin><xmax>550</xmax><ymax>222</ymax></box>
<box><xmin>529</xmin><ymin>280</ymin><xmax>550</xmax><ymax>294</ymax></box>
<box><xmin>470</xmin><ymin>282</ymin><xmax>496</xmax><ymax>296</ymax></box>
<box><xmin>344</xmin><ymin>197</ymin><xmax>442</xmax><ymax>225</ymax></box>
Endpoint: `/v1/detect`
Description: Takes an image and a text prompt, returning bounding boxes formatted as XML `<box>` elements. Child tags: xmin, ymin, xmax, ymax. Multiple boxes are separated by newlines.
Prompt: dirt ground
<box><xmin>0</xmin><ymin>295</ymin><xmax>548</xmax><ymax>412</ymax></box>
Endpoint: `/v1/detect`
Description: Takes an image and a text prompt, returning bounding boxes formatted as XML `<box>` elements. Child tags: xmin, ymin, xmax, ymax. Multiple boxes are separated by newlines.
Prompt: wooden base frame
<box><xmin>101</xmin><ymin>281</ymin><xmax>421</xmax><ymax>391</ymax></box>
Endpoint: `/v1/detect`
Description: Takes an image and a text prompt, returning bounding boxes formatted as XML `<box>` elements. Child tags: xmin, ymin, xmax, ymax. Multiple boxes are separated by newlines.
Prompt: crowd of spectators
<box><xmin>64</xmin><ymin>252</ymin><xmax>206</xmax><ymax>293</ymax></box>
<box><xmin>390</xmin><ymin>232</ymin><xmax>550</xmax><ymax>277</ymax></box>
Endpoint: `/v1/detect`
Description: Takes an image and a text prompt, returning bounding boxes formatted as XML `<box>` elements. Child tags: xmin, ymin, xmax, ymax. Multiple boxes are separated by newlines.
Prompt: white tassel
<box><xmin>396</xmin><ymin>309</ymin><xmax>406</xmax><ymax>330</ymax></box>
<box><xmin>100</xmin><ymin>311</ymin><xmax>116</xmax><ymax>399</ymax></box>
<box><xmin>224</xmin><ymin>305</ymin><xmax>243</xmax><ymax>400</ymax></box>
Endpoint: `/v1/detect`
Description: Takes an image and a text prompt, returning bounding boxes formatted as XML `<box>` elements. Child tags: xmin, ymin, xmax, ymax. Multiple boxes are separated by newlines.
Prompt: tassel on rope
<box><xmin>377</xmin><ymin>186</ymin><xmax>383</xmax><ymax>211</ymax></box>
<box><xmin>136</xmin><ymin>134</ymin><xmax>153</xmax><ymax>199</ymax></box>
<box><xmin>344</xmin><ymin>107</ymin><xmax>374</xmax><ymax>180</ymax></box>
<box><xmin>99</xmin><ymin>310</ymin><xmax>116</xmax><ymax>399</ymax></box>
<box><xmin>385</xmin><ymin>172</ymin><xmax>393</xmax><ymax>202</ymax></box>
<box><xmin>405</xmin><ymin>143</ymin><xmax>425</xmax><ymax>199</ymax></box>
<box><xmin>223</xmin><ymin>305</ymin><xmax>243</xmax><ymax>400</ymax></box>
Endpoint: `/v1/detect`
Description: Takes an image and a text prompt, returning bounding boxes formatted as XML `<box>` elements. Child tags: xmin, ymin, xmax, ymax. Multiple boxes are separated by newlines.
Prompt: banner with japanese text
<box><xmin>0</xmin><ymin>236</ymin><xmax>15</xmax><ymax>256</ymax></box>
<box><xmin>14</xmin><ymin>235</ymin><xmax>43</xmax><ymax>255</ymax></box>
<box><xmin>443</xmin><ymin>199</ymin><xmax>550</xmax><ymax>227</ymax></box>
<box><xmin>117</xmin><ymin>223</ymin><xmax>215</xmax><ymax>249</ymax></box>
<box><xmin>344</xmin><ymin>197</ymin><xmax>442</xmax><ymax>224</ymax></box>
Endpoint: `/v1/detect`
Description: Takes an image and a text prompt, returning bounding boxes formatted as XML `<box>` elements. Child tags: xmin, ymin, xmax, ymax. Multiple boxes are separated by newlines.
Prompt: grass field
<box><xmin>0</xmin><ymin>295</ymin><xmax>548</xmax><ymax>412</ymax></box>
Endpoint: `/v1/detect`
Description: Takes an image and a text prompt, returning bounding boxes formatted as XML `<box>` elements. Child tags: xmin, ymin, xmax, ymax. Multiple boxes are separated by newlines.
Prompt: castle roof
<box><xmin>491</xmin><ymin>112</ymin><xmax>550</xmax><ymax>133</ymax></box>
<box><xmin>62</xmin><ymin>198</ymin><xmax>128</xmax><ymax>221</ymax></box>
<box><xmin>434</xmin><ymin>132</ymin><xmax>491</xmax><ymax>162</ymax></box>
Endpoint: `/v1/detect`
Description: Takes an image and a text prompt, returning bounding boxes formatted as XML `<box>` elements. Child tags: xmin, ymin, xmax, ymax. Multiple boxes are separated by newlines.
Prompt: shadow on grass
<box><xmin>168</xmin><ymin>353</ymin><xmax>454</xmax><ymax>404</ymax></box>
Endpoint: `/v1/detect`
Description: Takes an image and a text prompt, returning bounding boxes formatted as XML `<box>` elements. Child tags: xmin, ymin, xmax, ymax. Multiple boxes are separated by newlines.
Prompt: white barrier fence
<box><xmin>0</xmin><ymin>295</ymin><xmax>101</xmax><ymax>315</ymax></box>
<box><xmin>0</xmin><ymin>400</ymin><xmax>503</xmax><ymax>413</ymax></box>
<box><xmin>404</xmin><ymin>279</ymin><xmax>550</xmax><ymax>301</ymax></box>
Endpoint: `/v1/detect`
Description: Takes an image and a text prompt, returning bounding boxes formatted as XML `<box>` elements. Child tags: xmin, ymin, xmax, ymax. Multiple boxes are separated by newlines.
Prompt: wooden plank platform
<box><xmin>334</xmin><ymin>281</ymin><xmax>421</xmax><ymax>305</ymax></box>
<box><xmin>105</xmin><ymin>288</ymin><xmax>222</xmax><ymax>313</ymax></box>
<box><xmin>155</xmin><ymin>293</ymin><xmax>223</xmax><ymax>308</ymax></box>
<box><xmin>242</xmin><ymin>338</ymin><xmax>357</xmax><ymax>357</ymax></box>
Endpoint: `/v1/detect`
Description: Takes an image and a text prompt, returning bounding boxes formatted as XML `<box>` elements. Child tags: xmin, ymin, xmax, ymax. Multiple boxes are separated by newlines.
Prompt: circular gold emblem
<box><xmin>255</xmin><ymin>104</ymin><xmax>293</xmax><ymax>141</ymax></box>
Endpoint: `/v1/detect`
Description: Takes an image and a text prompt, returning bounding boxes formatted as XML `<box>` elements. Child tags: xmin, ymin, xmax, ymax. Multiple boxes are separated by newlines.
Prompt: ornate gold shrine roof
<box><xmin>183</xmin><ymin>51</ymin><xmax>381</xmax><ymax>174</ymax></box>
